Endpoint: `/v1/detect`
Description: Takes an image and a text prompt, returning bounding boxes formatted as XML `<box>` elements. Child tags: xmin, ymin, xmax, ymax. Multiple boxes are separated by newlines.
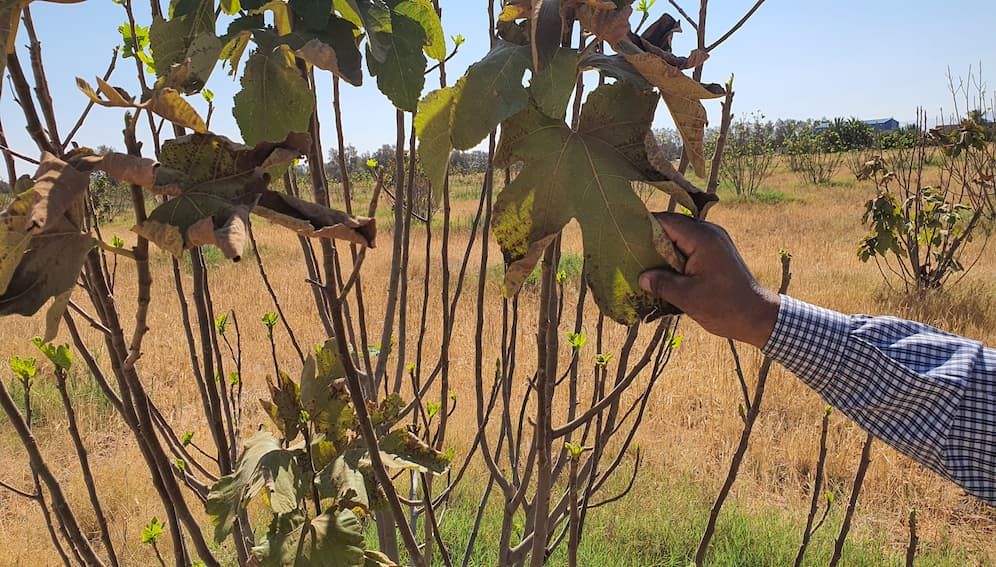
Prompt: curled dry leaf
<box><xmin>574</xmin><ymin>2</ymin><xmax>632</xmax><ymax>45</ymax></box>
<box><xmin>255</xmin><ymin>191</ymin><xmax>377</xmax><ymax>248</ymax></box>
<box><xmin>76</xmin><ymin>77</ymin><xmax>207</xmax><ymax>133</ymax></box>
<box><xmin>187</xmin><ymin>205</ymin><xmax>251</xmax><ymax>261</ymax></box>
<box><xmin>0</xmin><ymin>154</ymin><xmax>96</xmax><ymax>339</ymax></box>
<box><xmin>574</xmin><ymin>5</ymin><xmax>725</xmax><ymax>179</ymax></box>
<box><xmin>95</xmin><ymin>153</ymin><xmax>159</xmax><ymax>187</ymax></box>
<box><xmin>614</xmin><ymin>38</ymin><xmax>725</xmax><ymax>178</ymax></box>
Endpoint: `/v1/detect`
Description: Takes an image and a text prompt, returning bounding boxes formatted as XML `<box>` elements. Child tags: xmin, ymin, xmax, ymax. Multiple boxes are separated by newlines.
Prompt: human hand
<box><xmin>639</xmin><ymin>213</ymin><xmax>781</xmax><ymax>349</ymax></box>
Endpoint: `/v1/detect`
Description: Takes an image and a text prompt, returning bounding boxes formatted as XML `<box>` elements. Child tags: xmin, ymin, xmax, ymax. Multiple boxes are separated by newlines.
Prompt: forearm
<box><xmin>763</xmin><ymin>296</ymin><xmax>996</xmax><ymax>505</ymax></box>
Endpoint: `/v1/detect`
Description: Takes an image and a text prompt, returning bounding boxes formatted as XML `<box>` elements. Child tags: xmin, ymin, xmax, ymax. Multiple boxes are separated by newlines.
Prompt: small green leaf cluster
<box><xmin>208</xmin><ymin>339</ymin><xmax>451</xmax><ymax>566</ymax></box>
<box><xmin>141</xmin><ymin>516</ymin><xmax>165</xmax><ymax>546</ymax></box>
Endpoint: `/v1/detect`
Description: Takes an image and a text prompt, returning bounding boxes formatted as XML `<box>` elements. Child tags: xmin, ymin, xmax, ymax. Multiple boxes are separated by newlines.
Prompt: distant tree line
<box><xmin>325</xmin><ymin>144</ymin><xmax>491</xmax><ymax>182</ymax></box>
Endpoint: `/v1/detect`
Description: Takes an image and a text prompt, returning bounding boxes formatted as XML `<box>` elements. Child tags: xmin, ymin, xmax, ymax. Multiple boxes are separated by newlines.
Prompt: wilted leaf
<box><xmin>206</xmin><ymin>432</ymin><xmax>302</xmax><ymax>542</ymax></box>
<box><xmin>287</xmin><ymin>14</ymin><xmax>364</xmax><ymax>86</ymax></box>
<box><xmin>300</xmin><ymin>339</ymin><xmax>355</xmax><ymax>443</ymax></box>
<box><xmin>260</xmin><ymin>371</ymin><xmax>303</xmax><ymax>441</ymax></box>
<box><xmin>493</xmin><ymin>81</ymin><xmax>711</xmax><ymax>323</ymax></box>
<box><xmin>0</xmin><ymin>154</ymin><xmax>95</xmax><ymax>335</ymax></box>
<box><xmin>234</xmin><ymin>45</ymin><xmax>315</xmax><ymax>145</ymax></box>
<box><xmin>253</xmin><ymin>508</ymin><xmax>366</xmax><ymax>567</ymax></box>
<box><xmin>255</xmin><ymin>191</ymin><xmax>377</xmax><ymax>247</ymax></box>
<box><xmin>135</xmin><ymin>133</ymin><xmax>308</xmax><ymax>257</ymax></box>
<box><xmin>378</xmin><ymin>429</ymin><xmax>450</xmax><ymax>474</ymax></box>
<box><xmin>575</xmin><ymin>1</ymin><xmax>632</xmax><ymax>45</ymax></box>
<box><xmin>75</xmin><ymin>77</ymin><xmax>207</xmax><ymax>133</ymax></box>
<box><xmin>614</xmin><ymin>38</ymin><xmax>725</xmax><ymax>178</ymax></box>
<box><xmin>93</xmin><ymin>152</ymin><xmax>159</xmax><ymax>188</ymax></box>
<box><xmin>187</xmin><ymin>205</ymin><xmax>251</xmax><ymax>261</ymax></box>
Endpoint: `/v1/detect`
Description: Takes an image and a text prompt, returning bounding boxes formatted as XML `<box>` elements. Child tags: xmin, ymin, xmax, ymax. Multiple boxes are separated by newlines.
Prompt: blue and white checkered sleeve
<box><xmin>763</xmin><ymin>295</ymin><xmax>996</xmax><ymax>506</ymax></box>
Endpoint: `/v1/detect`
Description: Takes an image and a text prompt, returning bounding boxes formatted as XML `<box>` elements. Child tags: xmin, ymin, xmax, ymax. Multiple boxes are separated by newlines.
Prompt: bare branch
<box><xmin>62</xmin><ymin>48</ymin><xmax>119</xmax><ymax>151</ymax></box>
<box><xmin>667</xmin><ymin>0</ymin><xmax>698</xmax><ymax>31</ymax></box>
<box><xmin>0</xmin><ymin>479</ymin><xmax>37</xmax><ymax>499</ymax></box>
<box><xmin>829</xmin><ymin>433</ymin><xmax>875</xmax><ymax>567</ymax></box>
<box><xmin>706</xmin><ymin>0</ymin><xmax>767</xmax><ymax>52</ymax></box>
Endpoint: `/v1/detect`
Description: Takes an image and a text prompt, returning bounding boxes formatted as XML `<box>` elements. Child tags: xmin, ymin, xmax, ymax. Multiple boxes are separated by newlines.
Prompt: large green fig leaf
<box><xmin>0</xmin><ymin>154</ymin><xmax>96</xmax><ymax>341</ymax></box>
<box><xmin>450</xmin><ymin>41</ymin><xmax>530</xmax><ymax>150</ymax></box>
<box><xmin>206</xmin><ymin>431</ymin><xmax>303</xmax><ymax>542</ymax></box>
<box><xmin>252</xmin><ymin>508</ymin><xmax>367</xmax><ymax>567</ymax></box>
<box><xmin>414</xmin><ymin>41</ymin><xmax>535</xmax><ymax>201</ymax></box>
<box><xmin>394</xmin><ymin>0</ymin><xmax>445</xmax><ymax>61</ymax></box>
<box><xmin>365</xmin><ymin>9</ymin><xmax>426</xmax><ymax>112</ymax></box>
<box><xmin>149</xmin><ymin>0</ymin><xmax>218</xmax><ymax>92</ymax></box>
<box><xmin>299</xmin><ymin>339</ymin><xmax>356</xmax><ymax>444</ymax></box>
<box><xmin>493</xmin><ymin>81</ymin><xmax>714</xmax><ymax>324</ymax></box>
<box><xmin>234</xmin><ymin>45</ymin><xmax>316</xmax><ymax>146</ymax></box>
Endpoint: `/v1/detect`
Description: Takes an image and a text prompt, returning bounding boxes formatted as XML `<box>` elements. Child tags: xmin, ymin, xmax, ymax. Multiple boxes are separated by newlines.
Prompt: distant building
<box><xmin>862</xmin><ymin>118</ymin><xmax>900</xmax><ymax>132</ymax></box>
<box><xmin>814</xmin><ymin>118</ymin><xmax>900</xmax><ymax>133</ymax></box>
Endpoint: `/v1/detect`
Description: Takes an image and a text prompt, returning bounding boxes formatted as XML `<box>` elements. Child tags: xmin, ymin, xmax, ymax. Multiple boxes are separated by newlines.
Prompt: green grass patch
<box><xmin>369</xmin><ymin>471</ymin><xmax>974</xmax><ymax>567</ymax></box>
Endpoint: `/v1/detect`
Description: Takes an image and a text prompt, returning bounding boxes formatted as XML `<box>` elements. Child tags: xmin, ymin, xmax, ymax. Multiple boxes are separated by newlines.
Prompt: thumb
<box><xmin>639</xmin><ymin>269</ymin><xmax>693</xmax><ymax>311</ymax></box>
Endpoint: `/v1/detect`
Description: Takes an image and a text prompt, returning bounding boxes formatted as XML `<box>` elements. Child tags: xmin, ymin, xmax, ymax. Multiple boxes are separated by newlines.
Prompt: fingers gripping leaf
<box><xmin>494</xmin><ymin>82</ymin><xmax>704</xmax><ymax>324</ymax></box>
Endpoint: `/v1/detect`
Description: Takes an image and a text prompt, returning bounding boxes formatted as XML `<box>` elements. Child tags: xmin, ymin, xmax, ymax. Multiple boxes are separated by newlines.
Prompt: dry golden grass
<box><xmin>0</xmin><ymin>161</ymin><xmax>994</xmax><ymax>565</ymax></box>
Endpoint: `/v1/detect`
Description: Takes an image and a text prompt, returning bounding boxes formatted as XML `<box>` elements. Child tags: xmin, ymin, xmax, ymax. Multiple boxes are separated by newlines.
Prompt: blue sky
<box><xmin>2</xmin><ymin>0</ymin><xmax>993</xmax><ymax>156</ymax></box>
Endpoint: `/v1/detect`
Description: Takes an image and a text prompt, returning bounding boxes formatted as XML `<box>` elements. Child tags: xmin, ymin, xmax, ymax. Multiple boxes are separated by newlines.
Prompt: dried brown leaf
<box><xmin>96</xmin><ymin>153</ymin><xmax>160</xmax><ymax>187</ymax></box>
<box><xmin>255</xmin><ymin>191</ymin><xmax>376</xmax><ymax>248</ymax></box>
<box><xmin>187</xmin><ymin>205</ymin><xmax>251</xmax><ymax>261</ymax></box>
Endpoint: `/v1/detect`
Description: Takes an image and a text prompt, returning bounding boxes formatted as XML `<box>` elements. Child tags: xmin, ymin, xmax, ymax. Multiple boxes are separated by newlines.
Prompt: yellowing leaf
<box><xmin>498</xmin><ymin>5</ymin><xmax>529</xmax><ymax>22</ymax></box>
<box><xmin>146</xmin><ymin>88</ymin><xmax>208</xmax><ymax>132</ymax></box>
<box><xmin>75</xmin><ymin>78</ymin><xmax>207</xmax><ymax>133</ymax></box>
<box><xmin>493</xmin><ymin>81</ymin><xmax>710</xmax><ymax>323</ymax></box>
<box><xmin>414</xmin><ymin>86</ymin><xmax>456</xmax><ymax>203</ymax></box>
<box><xmin>395</xmin><ymin>0</ymin><xmax>446</xmax><ymax>61</ymax></box>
